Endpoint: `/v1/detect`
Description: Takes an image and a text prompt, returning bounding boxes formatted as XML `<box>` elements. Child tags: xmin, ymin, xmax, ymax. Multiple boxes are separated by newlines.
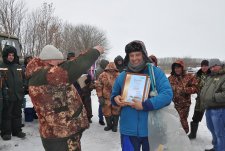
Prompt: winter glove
<box><xmin>85</xmin><ymin>75</ymin><xmax>92</xmax><ymax>85</ymax></box>
<box><xmin>99</xmin><ymin>96</ymin><xmax>105</xmax><ymax>106</ymax></box>
<box><xmin>180</xmin><ymin>91</ymin><xmax>189</xmax><ymax>98</ymax></box>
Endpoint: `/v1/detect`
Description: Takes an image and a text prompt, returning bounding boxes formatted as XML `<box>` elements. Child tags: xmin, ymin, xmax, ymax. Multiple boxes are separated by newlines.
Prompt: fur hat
<box><xmin>2</xmin><ymin>45</ymin><xmax>18</xmax><ymax>64</ymax></box>
<box><xmin>124</xmin><ymin>40</ymin><xmax>152</xmax><ymax>66</ymax></box>
<box><xmin>209</xmin><ymin>59</ymin><xmax>222</xmax><ymax>68</ymax></box>
<box><xmin>39</xmin><ymin>45</ymin><xmax>64</xmax><ymax>60</ymax></box>
<box><xmin>201</xmin><ymin>60</ymin><xmax>209</xmax><ymax>66</ymax></box>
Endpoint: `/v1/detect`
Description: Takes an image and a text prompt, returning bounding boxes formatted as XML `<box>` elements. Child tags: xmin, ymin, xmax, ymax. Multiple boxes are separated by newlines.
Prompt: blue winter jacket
<box><xmin>111</xmin><ymin>67</ymin><xmax>173</xmax><ymax>137</ymax></box>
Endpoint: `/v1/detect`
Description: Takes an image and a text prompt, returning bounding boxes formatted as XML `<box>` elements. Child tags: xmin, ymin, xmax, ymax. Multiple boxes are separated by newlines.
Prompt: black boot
<box><xmin>188</xmin><ymin>122</ymin><xmax>199</xmax><ymax>139</ymax></box>
<box><xmin>12</xmin><ymin>131</ymin><xmax>26</xmax><ymax>138</ymax></box>
<box><xmin>104</xmin><ymin>117</ymin><xmax>112</xmax><ymax>131</ymax></box>
<box><xmin>205</xmin><ymin>148</ymin><xmax>215</xmax><ymax>151</ymax></box>
<box><xmin>112</xmin><ymin>115</ymin><xmax>119</xmax><ymax>132</ymax></box>
<box><xmin>2</xmin><ymin>134</ymin><xmax>11</xmax><ymax>141</ymax></box>
<box><xmin>99</xmin><ymin>120</ymin><xmax>105</xmax><ymax>125</ymax></box>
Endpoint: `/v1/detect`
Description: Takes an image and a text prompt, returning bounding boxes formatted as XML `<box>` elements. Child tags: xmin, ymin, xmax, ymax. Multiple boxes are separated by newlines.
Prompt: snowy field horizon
<box><xmin>0</xmin><ymin>91</ymin><xmax>213</xmax><ymax>151</ymax></box>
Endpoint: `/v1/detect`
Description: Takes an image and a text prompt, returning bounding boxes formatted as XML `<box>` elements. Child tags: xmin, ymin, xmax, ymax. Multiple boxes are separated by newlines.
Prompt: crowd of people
<box><xmin>0</xmin><ymin>41</ymin><xmax>224</xmax><ymax>151</ymax></box>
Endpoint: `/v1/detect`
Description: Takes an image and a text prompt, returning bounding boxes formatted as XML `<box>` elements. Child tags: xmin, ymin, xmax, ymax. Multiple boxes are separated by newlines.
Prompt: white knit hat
<box><xmin>39</xmin><ymin>45</ymin><xmax>64</xmax><ymax>60</ymax></box>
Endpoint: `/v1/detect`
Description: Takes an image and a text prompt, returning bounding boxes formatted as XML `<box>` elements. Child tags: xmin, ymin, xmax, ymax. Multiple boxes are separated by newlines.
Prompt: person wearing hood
<box><xmin>111</xmin><ymin>40</ymin><xmax>173</xmax><ymax>150</ymax></box>
<box><xmin>200</xmin><ymin>60</ymin><xmax>225</xmax><ymax>151</ymax></box>
<box><xmin>149</xmin><ymin>55</ymin><xmax>158</xmax><ymax>67</ymax></box>
<box><xmin>95</xmin><ymin>59</ymin><xmax>109</xmax><ymax>79</ymax></box>
<box><xmin>95</xmin><ymin>59</ymin><xmax>109</xmax><ymax>126</ymax></box>
<box><xmin>114</xmin><ymin>55</ymin><xmax>125</xmax><ymax>72</ymax></box>
<box><xmin>26</xmin><ymin>45</ymin><xmax>104</xmax><ymax>151</ymax></box>
<box><xmin>188</xmin><ymin>60</ymin><xmax>211</xmax><ymax>139</ymax></box>
<box><xmin>96</xmin><ymin>62</ymin><xmax>120</xmax><ymax>132</ymax></box>
<box><xmin>0</xmin><ymin>45</ymin><xmax>26</xmax><ymax>140</ymax></box>
<box><xmin>168</xmin><ymin>60</ymin><xmax>198</xmax><ymax>134</ymax></box>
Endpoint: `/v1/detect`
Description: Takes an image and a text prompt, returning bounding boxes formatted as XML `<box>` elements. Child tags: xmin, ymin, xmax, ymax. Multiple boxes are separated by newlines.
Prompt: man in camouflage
<box><xmin>96</xmin><ymin>62</ymin><xmax>120</xmax><ymax>132</ymax></box>
<box><xmin>168</xmin><ymin>60</ymin><xmax>198</xmax><ymax>133</ymax></box>
<box><xmin>26</xmin><ymin>45</ymin><xmax>104</xmax><ymax>151</ymax></box>
<box><xmin>188</xmin><ymin>60</ymin><xmax>211</xmax><ymax>139</ymax></box>
<box><xmin>95</xmin><ymin>59</ymin><xmax>109</xmax><ymax>126</ymax></box>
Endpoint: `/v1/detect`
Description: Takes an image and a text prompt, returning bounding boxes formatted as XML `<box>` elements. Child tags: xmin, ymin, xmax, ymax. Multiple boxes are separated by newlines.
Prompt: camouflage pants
<box><xmin>175</xmin><ymin>106</ymin><xmax>190</xmax><ymax>133</ymax></box>
<box><xmin>102</xmin><ymin>99</ymin><xmax>120</xmax><ymax>117</ymax></box>
<box><xmin>41</xmin><ymin>133</ymin><xmax>82</xmax><ymax>151</ymax></box>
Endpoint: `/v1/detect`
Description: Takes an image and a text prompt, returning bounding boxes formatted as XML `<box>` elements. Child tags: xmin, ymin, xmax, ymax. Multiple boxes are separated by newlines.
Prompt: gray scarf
<box><xmin>128</xmin><ymin>61</ymin><xmax>146</xmax><ymax>73</ymax></box>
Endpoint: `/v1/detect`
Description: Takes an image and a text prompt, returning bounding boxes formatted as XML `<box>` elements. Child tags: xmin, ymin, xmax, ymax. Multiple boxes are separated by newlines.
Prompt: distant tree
<box><xmin>0</xmin><ymin>0</ymin><xmax>26</xmax><ymax>38</ymax></box>
<box><xmin>0</xmin><ymin>1</ymin><xmax>108</xmax><ymax>59</ymax></box>
<box><xmin>61</xmin><ymin>23</ymin><xmax>109</xmax><ymax>58</ymax></box>
<box><xmin>22</xmin><ymin>2</ymin><xmax>62</xmax><ymax>56</ymax></box>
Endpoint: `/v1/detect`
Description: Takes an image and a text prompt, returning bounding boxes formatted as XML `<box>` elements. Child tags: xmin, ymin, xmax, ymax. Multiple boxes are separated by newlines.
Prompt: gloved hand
<box><xmin>180</xmin><ymin>91</ymin><xmax>189</xmax><ymax>98</ymax></box>
<box><xmin>99</xmin><ymin>96</ymin><xmax>105</xmax><ymax>106</ymax></box>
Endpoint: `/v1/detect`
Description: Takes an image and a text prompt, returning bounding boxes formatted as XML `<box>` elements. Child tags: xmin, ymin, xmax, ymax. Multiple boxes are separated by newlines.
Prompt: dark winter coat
<box><xmin>26</xmin><ymin>49</ymin><xmax>100</xmax><ymax>138</ymax></box>
<box><xmin>200</xmin><ymin>65</ymin><xmax>225</xmax><ymax>109</ymax></box>
<box><xmin>0</xmin><ymin>46</ymin><xmax>24</xmax><ymax>102</ymax></box>
<box><xmin>194</xmin><ymin>69</ymin><xmax>211</xmax><ymax>111</ymax></box>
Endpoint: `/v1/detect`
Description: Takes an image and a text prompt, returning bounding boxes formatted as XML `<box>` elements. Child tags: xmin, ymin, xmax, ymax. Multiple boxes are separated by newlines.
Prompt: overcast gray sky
<box><xmin>25</xmin><ymin>0</ymin><xmax>225</xmax><ymax>61</ymax></box>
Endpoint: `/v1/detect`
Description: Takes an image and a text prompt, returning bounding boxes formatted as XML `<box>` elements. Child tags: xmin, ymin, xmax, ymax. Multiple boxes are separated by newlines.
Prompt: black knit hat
<box><xmin>67</xmin><ymin>52</ymin><xmax>75</xmax><ymax>60</ymax></box>
<box><xmin>124</xmin><ymin>40</ymin><xmax>152</xmax><ymax>66</ymax></box>
<box><xmin>201</xmin><ymin>60</ymin><xmax>209</xmax><ymax>67</ymax></box>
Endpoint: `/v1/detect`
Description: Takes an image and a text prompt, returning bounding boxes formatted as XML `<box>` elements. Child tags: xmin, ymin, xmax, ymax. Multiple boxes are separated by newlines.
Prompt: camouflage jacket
<box><xmin>168</xmin><ymin>73</ymin><xmax>198</xmax><ymax>108</ymax></box>
<box><xmin>96</xmin><ymin>63</ymin><xmax>119</xmax><ymax>99</ymax></box>
<box><xmin>26</xmin><ymin>49</ymin><xmax>100</xmax><ymax>138</ymax></box>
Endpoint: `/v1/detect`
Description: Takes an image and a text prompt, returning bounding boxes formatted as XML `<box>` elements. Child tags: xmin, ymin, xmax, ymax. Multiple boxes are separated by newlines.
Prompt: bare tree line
<box><xmin>158</xmin><ymin>57</ymin><xmax>224</xmax><ymax>73</ymax></box>
<box><xmin>0</xmin><ymin>1</ymin><xmax>109</xmax><ymax>57</ymax></box>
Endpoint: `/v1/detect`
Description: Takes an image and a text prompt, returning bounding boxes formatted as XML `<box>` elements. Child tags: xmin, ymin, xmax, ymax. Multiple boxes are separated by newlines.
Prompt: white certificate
<box><xmin>122</xmin><ymin>73</ymin><xmax>150</xmax><ymax>102</ymax></box>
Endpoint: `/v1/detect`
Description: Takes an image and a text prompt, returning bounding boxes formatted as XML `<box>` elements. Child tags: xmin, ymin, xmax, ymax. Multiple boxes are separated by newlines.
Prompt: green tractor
<box><xmin>0</xmin><ymin>33</ymin><xmax>22</xmax><ymax>61</ymax></box>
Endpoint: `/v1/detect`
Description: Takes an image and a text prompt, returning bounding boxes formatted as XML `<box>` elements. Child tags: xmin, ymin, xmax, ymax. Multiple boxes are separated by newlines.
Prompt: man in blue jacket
<box><xmin>111</xmin><ymin>40</ymin><xmax>173</xmax><ymax>151</ymax></box>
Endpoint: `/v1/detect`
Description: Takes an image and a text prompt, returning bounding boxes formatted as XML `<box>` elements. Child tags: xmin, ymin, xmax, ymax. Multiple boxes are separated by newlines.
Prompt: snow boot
<box><xmin>188</xmin><ymin>122</ymin><xmax>199</xmax><ymax>139</ymax></box>
<box><xmin>12</xmin><ymin>131</ymin><xmax>26</xmax><ymax>138</ymax></box>
<box><xmin>99</xmin><ymin>120</ymin><xmax>105</xmax><ymax>125</ymax></box>
<box><xmin>104</xmin><ymin>117</ymin><xmax>112</xmax><ymax>131</ymax></box>
<box><xmin>2</xmin><ymin>134</ymin><xmax>11</xmax><ymax>141</ymax></box>
<box><xmin>112</xmin><ymin>115</ymin><xmax>119</xmax><ymax>132</ymax></box>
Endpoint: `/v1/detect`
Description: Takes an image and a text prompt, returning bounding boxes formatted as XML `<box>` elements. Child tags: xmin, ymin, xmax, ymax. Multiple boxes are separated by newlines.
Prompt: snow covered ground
<box><xmin>0</xmin><ymin>92</ymin><xmax>213</xmax><ymax>151</ymax></box>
